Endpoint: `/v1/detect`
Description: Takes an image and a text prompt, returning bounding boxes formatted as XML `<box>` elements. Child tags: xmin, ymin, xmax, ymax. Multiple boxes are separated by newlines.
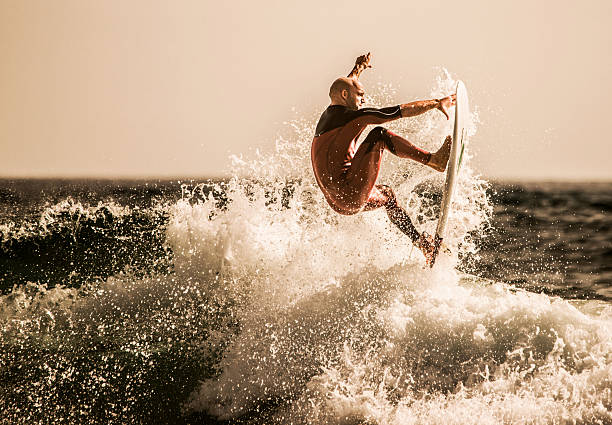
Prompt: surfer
<box><xmin>311</xmin><ymin>53</ymin><xmax>455</xmax><ymax>260</ymax></box>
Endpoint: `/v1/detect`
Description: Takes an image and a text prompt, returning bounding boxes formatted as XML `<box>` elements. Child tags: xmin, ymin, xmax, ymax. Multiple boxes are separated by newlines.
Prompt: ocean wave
<box><xmin>0</xmin><ymin>198</ymin><xmax>172</xmax><ymax>291</ymax></box>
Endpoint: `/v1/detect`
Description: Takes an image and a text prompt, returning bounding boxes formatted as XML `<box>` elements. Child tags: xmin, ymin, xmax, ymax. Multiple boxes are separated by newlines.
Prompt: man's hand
<box><xmin>355</xmin><ymin>52</ymin><xmax>372</xmax><ymax>70</ymax></box>
<box><xmin>436</xmin><ymin>94</ymin><xmax>456</xmax><ymax>120</ymax></box>
<box><xmin>347</xmin><ymin>52</ymin><xmax>372</xmax><ymax>79</ymax></box>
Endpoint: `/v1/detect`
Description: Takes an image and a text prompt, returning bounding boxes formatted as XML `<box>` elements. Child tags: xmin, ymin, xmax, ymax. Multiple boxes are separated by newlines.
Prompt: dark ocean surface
<box><xmin>1</xmin><ymin>179</ymin><xmax>610</xmax><ymax>299</ymax></box>
<box><xmin>466</xmin><ymin>181</ymin><xmax>612</xmax><ymax>300</ymax></box>
<box><xmin>1</xmin><ymin>178</ymin><xmax>611</xmax><ymax>424</ymax></box>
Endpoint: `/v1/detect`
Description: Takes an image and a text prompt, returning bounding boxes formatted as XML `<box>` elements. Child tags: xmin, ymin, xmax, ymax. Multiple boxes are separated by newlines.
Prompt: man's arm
<box><xmin>347</xmin><ymin>53</ymin><xmax>372</xmax><ymax>79</ymax></box>
<box><xmin>350</xmin><ymin>94</ymin><xmax>454</xmax><ymax>126</ymax></box>
<box><xmin>400</xmin><ymin>95</ymin><xmax>456</xmax><ymax>120</ymax></box>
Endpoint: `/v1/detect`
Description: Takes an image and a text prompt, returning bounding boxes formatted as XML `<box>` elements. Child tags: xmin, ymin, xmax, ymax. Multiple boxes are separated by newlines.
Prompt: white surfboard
<box><xmin>429</xmin><ymin>80</ymin><xmax>469</xmax><ymax>267</ymax></box>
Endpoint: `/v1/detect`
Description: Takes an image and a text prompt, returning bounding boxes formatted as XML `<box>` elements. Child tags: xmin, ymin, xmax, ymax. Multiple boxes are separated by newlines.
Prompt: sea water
<box><xmin>0</xmin><ymin>74</ymin><xmax>610</xmax><ymax>424</ymax></box>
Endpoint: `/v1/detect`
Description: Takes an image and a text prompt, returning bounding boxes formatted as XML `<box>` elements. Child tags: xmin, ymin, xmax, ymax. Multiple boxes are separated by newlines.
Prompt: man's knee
<box><xmin>363</xmin><ymin>126</ymin><xmax>395</xmax><ymax>154</ymax></box>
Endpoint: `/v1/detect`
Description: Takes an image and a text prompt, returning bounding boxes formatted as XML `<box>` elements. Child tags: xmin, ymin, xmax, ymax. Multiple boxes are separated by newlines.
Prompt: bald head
<box><xmin>329</xmin><ymin>77</ymin><xmax>365</xmax><ymax>110</ymax></box>
<box><xmin>329</xmin><ymin>77</ymin><xmax>354</xmax><ymax>99</ymax></box>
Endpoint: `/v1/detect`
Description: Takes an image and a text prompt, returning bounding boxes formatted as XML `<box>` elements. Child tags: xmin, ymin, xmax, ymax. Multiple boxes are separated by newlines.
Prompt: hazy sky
<box><xmin>1</xmin><ymin>0</ymin><xmax>611</xmax><ymax>180</ymax></box>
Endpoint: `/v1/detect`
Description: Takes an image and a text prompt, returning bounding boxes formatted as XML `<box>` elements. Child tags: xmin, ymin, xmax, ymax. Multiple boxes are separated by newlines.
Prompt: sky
<box><xmin>1</xmin><ymin>0</ymin><xmax>611</xmax><ymax>181</ymax></box>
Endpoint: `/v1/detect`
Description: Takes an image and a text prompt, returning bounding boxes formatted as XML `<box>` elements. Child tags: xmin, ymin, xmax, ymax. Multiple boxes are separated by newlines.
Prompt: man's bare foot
<box><xmin>427</xmin><ymin>135</ymin><xmax>452</xmax><ymax>172</ymax></box>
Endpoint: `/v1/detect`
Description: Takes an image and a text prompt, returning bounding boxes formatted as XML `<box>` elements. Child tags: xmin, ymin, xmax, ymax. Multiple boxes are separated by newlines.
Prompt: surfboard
<box><xmin>429</xmin><ymin>80</ymin><xmax>469</xmax><ymax>267</ymax></box>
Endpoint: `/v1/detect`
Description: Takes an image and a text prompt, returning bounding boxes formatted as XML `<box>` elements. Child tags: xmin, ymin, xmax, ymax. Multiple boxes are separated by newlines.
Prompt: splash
<box><xmin>175</xmin><ymin>71</ymin><xmax>611</xmax><ymax>423</ymax></box>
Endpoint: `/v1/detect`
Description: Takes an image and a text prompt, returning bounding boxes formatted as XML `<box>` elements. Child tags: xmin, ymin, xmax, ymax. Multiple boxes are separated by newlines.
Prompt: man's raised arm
<box><xmin>347</xmin><ymin>52</ymin><xmax>372</xmax><ymax>80</ymax></box>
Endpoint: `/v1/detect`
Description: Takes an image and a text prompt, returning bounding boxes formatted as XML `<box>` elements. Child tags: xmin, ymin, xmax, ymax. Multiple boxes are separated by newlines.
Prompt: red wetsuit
<box><xmin>311</xmin><ymin>104</ymin><xmax>402</xmax><ymax>214</ymax></box>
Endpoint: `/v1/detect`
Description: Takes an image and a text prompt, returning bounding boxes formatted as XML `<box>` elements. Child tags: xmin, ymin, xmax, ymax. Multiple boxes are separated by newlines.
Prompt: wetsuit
<box><xmin>311</xmin><ymin>105</ymin><xmax>402</xmax><ymax>212</ymax></box>
<box><xmin>311</xmin><ymin>104</ymin><xmax>426</xmax><ymax>243</ymax></box>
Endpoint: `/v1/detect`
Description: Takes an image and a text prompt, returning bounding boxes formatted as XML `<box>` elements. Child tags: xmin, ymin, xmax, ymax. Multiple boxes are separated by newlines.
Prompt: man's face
<box><xmin>344</xmin><ymin>82</ymin><xmax>365</xmax><ymax>110</ymax></box>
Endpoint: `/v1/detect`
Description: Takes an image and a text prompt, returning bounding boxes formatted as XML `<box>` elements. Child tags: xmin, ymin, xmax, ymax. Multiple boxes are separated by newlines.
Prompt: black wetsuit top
<box><xmin>314</xmin><ymin>105</ymin><xmax>402</xmax><ymax>137</ymax></box>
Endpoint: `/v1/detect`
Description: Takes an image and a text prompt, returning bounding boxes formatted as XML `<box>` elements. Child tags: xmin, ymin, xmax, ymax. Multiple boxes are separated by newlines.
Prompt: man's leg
<box><xmin>343</xmin><ymin>126</ymin><xmax>450</xmax><ymax>207</ymax></box>
<box><xmin>343</xmin><ymin>125</ymin><xmax>435</xmax><ymax>211</ymax></box>
<box><xmin>363</xmin><ymin>185</ymin><xmax>419</xmax><ymax>243</ymax></box>
<box><xmin>341</xmin><ymin>124</ymin><xmax>449</xmax><ymax>210</ymax></box>
<box><xmin>363</xmin><ymin>185</ymin><xmax>435</xmax><ymax>259</ymax></box>
<box><xmin>362</xmin><ymin>127</ymin><xmax>452</xmax><ymax>172</ymax></box>
<box><xmin>339</xmin><ymin>131</ymin><xmax>387</xmax><ymax>211</ymax></box>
